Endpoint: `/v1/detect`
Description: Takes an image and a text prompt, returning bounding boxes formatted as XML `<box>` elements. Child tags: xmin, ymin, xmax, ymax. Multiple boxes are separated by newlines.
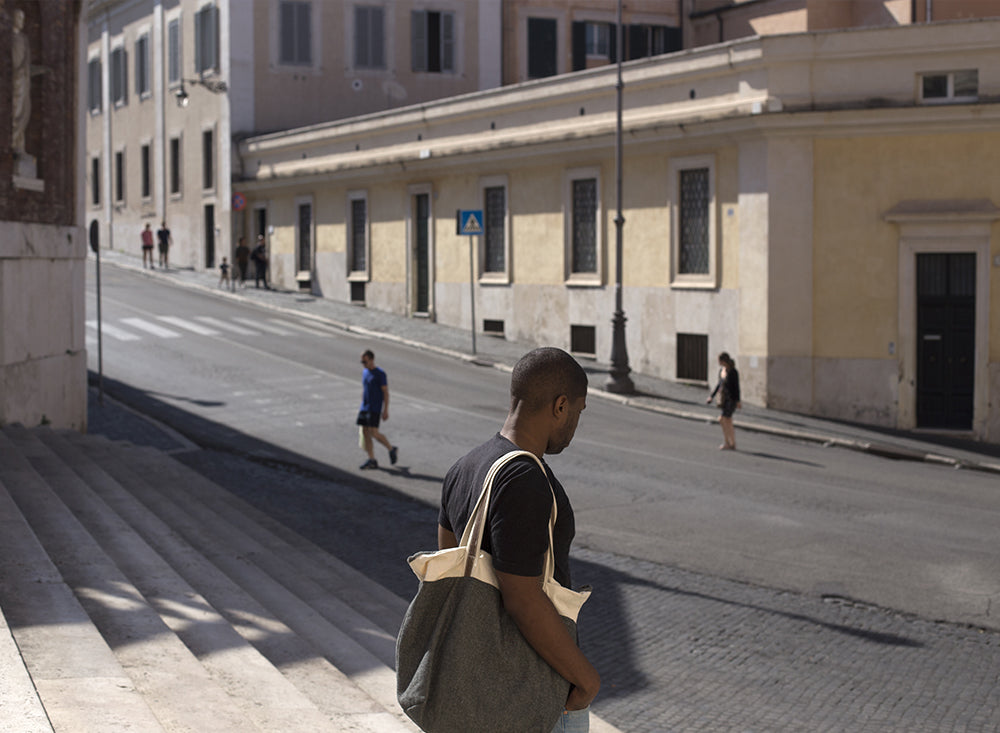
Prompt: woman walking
<box><xmin>707</xmin><ymin>351</ymin><xmax>741</xmax><ymax>450</ymax></box>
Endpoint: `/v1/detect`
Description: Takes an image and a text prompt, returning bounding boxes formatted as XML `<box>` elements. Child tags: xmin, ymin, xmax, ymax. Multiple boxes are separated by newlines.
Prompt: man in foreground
<box><xmin>438</xmin><ymin>347</ymin><xmax>600</xmax><ymax>730</ymax></box>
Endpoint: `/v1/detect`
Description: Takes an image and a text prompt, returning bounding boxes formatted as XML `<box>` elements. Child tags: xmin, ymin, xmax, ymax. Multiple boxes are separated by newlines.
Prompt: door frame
<box><xmin>888</xmin><ymin>201</ymin><xmax>996</xmax><ymax>436</ymax></box>
<box><xmin>407</xmin><ymin>183</ymin><xmax>435</xmax><ymax>318</ymax></box>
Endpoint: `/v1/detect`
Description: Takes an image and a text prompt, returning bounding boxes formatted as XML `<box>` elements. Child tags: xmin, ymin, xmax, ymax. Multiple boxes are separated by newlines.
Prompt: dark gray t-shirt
<box><xmin>439</xmin><ymin>433</ymin><xmax>575</xmax><ymax>588</ymax></box>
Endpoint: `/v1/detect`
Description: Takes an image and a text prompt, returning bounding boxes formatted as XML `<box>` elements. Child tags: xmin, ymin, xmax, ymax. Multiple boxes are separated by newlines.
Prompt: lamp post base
<box><xmin>605</xmin><ymin>309</ymin><xmax>635</xmax><ymax>394</ymax></box>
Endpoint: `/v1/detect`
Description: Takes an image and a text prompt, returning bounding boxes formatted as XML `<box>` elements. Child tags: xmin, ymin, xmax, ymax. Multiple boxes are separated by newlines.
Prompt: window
<box><xmin>528</xmin><ymin>17</ymin><xmax>557</xmax><ymax>79</ymax></box>
<box><xmin>571</xmin><ymin>178</ymin><xmax>598</xmax><ymax>275</ymax></box>
<box><xmin>169</xmin><ymin>136</ymin><xmax>182</xmax><ymax>196</ymax></box>
<box><xmin>669</xmin><ymin>155</ymin><xmax>717</xmax><ymax>287</ymax></box>
<box><xmin>135</xmin><ymin>34</ymin><xmax>150</xmax><ymax>97</ymax></box>
<box><xmin>585</xmin><ymin>23</ymin><xmax>609</xmax><ymax>57</ymax></box>
<box><xmin>88</xmin><ymin>58</ymin><xmax>102</xmax><ymax>113</ymax></box>
<box><xmin>348</xmin><ymin>191</ymin><xmax>369</xmax><ymax>277</ymax></box>
<box><xmin>91</xmin><ymin>157</ymin><xmax>100</xmax><ymax>206</ymax></box>
<box><xmin>280</xmin><ymin>1</ymin><xmax>312</xmax><ymax>66</ymax></box>
<box><xmin>570</xmin><ymin>325</ymin><xmax>596</xmax><ymax>357</ymax></box>
<box><xmin>141</xmin><ymin>144</ymin><xmax>151</xmax><ymax>199</ymax></box>
<box><xmin>920</xmin><ymin>70</ymin><xmax>978</xmax><ymax>103</ymax></box>
<box><xmin>114</xmin><ymin>150</ymin><xmax>125</xmax><ymax>203</ymax></box>
<box><xmin>354</xmin><ymin>5</ymin><xmax>385</xmax><ymax>69</ymax></box>
<box><xmin>202</xmin><ymin>128</ymin><xmax>214</xmax><ymax>190</ymax></box>
<box><xmin>482</xmin><ymin>183</ymin><xmax>507</xmax><ymax>276</ymax></box>
<box><xmin>167</xmin><ymin>17</ymin><xmax>181</xmax><ymax>85</ymax></box>
<box><xmin>676</xmin><ymin>333</ymin><xmax>708</xmax><ymax>381</ymax></box>
<box><xmin>625</xmin><ymin>24</ymin><xmax>681</xmax><ymax>60</ymax></box>
<box><xmin>195</xmin><ymin>4</ymin><xmax>219</xmax><ymax>74</ymax></box>
<box><xmin>412</xmin><ymin>10</ymin><xmax>454</xmax><ymax>73</ymax></box>
<box><xmin>111</xmin><ymin>46</ymin><xmax>127</xmax><ymax>106</ymax></box>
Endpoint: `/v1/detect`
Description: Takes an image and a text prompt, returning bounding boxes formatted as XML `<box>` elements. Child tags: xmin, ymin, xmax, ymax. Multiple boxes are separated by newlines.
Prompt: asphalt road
<box><xmin>86</xmin><ymin>265</ymin><xmax>1000</xmax><ymax>731</ymax></box>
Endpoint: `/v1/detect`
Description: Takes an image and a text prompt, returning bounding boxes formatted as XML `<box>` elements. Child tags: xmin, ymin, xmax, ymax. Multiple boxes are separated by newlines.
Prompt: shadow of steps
<box><xmin>0</xmin><ymin>426</ymin><xmax>418</xmax><ymax>733</ymax></box>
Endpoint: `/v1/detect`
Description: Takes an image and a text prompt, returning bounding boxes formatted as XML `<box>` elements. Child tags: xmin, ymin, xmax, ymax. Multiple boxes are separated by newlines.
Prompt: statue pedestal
<box><xmin>13</xmin><ymin>153</ymin><xmax>44</xmax><ymax>192</ymax></box>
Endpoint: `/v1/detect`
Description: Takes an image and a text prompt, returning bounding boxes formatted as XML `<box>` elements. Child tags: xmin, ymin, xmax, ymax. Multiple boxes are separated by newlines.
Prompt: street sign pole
<box><xmin>457</xmin><ymin>209</ymin><xmax>484</xmax><ymax>355</ymax></box>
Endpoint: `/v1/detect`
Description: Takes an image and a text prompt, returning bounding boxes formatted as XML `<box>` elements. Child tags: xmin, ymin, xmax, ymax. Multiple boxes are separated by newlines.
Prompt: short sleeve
<box><xmin>488</xmin><ymin>458</ymin><xmax>553</xmax><ymax>577</ymax></box>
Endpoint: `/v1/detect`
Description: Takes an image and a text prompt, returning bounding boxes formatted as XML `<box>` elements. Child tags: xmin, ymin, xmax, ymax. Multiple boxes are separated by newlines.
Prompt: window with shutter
<box><xmin>111</xmin><ymin>47</ymin><xmax>127</xmax><ymax>105</ymax></box>
<box><xmin>412</xmin><ymin>10</ymin><xmax>455</xmax><ymax>73</ymax></box>
<box><xmin>167</xmin><ymin>18</ymin><xmax>181</xmax><ymax>84</ymax></box>
<box><xmin>88</xmin><ymin>59</ymin><xmax>102</xmax><ymax>113</ymax></box>
<box><xmin>195</xmin><ymin>4</ymin><xmax>219</xmax><ymax>74</ymax></box>
<box><xmin>355</xmin><ymin>6</ymin><xmax>385</xmax><ymax>69</ymax></box>
<box><xmin>280</xmin><ymin>1</ymin><xmax>312</xmax><ymax>66</ymax></box>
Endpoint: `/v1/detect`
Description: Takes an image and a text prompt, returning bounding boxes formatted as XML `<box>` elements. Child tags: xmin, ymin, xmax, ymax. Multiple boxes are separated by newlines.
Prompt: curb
<box><xmin>91</xmin><ymin>254</ymin><xmax>1000</xmax><ymax>477</ymax></box>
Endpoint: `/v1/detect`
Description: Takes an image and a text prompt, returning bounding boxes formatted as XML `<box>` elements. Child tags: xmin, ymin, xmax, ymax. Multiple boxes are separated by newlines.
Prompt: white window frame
<box><xmin>110</xmin><ymin>43</ymin><xmax>128</xmax><ymax>107</ymax></box>
<box><xmin>918</xmin><ymin>69</ymin><xmax>978</xmax><ymax>104</ymax></box>
<box><xmin>347</xmin><ymin>190</ymin><xmax>371</xmax><ymax>281</ymax></box>
<box><xmin>563</xmin><ymin>167</ymin><xmax>603</xmax><ymax>287</ymax></box>
<box><xmin>276</xmin><ymin>0</ymin><xmax>316</xmax><ymax>68</ymax></box>
<box><xmin>479</xmin><ymin>175</ymin><xmax>510</xmax><ymax>285</ymax></box>
<box><xmin>352</xmin><ymin>4</ymin><xmax>387</xmax><ymax>71</ymax></box>
<box><xmin>135</xmin><ymin>31</ymin><xmax>151</xmax><ymax>99</ymax></box>
<box><xmin>167</xmin><ymin>13</ymin><xmax>182</xmax><ymax>87</ymax></box>
<box><xmin>669</xmin><ymin>154</ymin><xmax>718</xmax><ymax>289</ymax></box>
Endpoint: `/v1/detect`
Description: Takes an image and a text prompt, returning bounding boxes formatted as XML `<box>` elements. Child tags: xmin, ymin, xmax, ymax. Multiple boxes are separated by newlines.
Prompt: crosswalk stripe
<box><xmin>194</xmin><ymin>316</ymin><xmax>258</xmax><ymax>335</ymax></box>
<box><xmin>233</xmin><ymin>317</ymin><xmax>291</xmax><ymax>335</ymax></box>
<box><xmin>268</xmin><ymin>318</ymin><xmax>330</xmax><ymax>336</ymax></box>
<box><xmin>86</xmin><ymin>319</ymin><xmax>141</xmax><ymax>341</ymax></box>
<box><xmin>121</xmin><ymin>317</ymin><xmax>181</xmax><ymax>338</ymax></box>
<box><xmin>157</xmin><ymin>316</ymin><xmax>220</xmax><ymax>335</ymax></box>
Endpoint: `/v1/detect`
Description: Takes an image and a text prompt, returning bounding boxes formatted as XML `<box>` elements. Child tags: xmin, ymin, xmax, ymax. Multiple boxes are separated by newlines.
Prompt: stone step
<box><xmin>23</xmin><ymin>427</ymin><xmax>338</xmax><ymax>733</ymax></box>
<box><xmin>0</xmin><ymin>433</ymin><xmax>168</xmax><ymax>733</ymax></box>
<box><xmin>49</xmin><ymin>429</ymin><xmax>416</xmax><ymax>732</ymax></box>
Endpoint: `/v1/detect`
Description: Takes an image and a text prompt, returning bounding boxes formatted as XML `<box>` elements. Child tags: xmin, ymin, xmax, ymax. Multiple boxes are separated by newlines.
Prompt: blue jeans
<box><xmin>550</xmin><ymin>707</ymin><xmax>589</xmax><ymax>732</ymax></box>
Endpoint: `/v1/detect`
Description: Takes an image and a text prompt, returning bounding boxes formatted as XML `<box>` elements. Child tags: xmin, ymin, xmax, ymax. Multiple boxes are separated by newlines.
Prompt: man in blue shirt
<box><xmin>357</xmin><ymin>349</ymin><xmax>398</xmax><ymax>469</ymax></box>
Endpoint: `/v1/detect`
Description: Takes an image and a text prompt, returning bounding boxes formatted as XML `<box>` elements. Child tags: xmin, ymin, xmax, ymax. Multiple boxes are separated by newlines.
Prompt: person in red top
<box><xmin>141</xmin><ymin>223</ymin><xmax>155</xmax><ymax>268</ymax></box>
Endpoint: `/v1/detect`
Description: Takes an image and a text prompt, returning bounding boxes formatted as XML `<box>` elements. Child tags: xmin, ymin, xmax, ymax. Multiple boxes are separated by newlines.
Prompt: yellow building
<box><xmin>238</xmin><ymin>19</ymin><xmax>1000</xmax><ymax>441</ymax></box>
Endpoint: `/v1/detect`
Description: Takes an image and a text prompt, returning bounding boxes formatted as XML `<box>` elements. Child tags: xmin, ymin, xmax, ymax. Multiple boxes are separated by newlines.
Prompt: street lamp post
<box><xmin>605</xmin><ymin>0</ymin><xmax>635</xmax><ymax>394</ymax></box>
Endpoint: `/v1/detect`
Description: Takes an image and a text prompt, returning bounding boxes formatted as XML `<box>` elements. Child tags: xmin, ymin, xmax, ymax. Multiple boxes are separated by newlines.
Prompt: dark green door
<box><xmin>916</xmin><ymin>253</ymin><xmax>975</xmax><ymax>429</ymax></box>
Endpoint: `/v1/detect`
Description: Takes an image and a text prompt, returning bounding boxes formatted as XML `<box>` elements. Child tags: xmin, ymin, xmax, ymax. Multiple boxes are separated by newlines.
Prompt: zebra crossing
<box><xmin>85</xmin><ymin>315</ymin><xmax>339</xmax><ymax>343</ymax></box>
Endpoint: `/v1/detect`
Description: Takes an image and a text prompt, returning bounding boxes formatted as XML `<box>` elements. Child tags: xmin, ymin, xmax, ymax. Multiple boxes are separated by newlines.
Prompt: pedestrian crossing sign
<box><xmin>456</xmin><ymin>209</ymin><xmax>484</xmax><ymax>236</ymax></box>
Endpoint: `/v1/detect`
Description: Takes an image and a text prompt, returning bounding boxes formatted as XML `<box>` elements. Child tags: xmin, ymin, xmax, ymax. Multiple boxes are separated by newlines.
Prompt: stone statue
<box><xmin>11</xmin><ymin>9</ymin><xmax>30</xmax><ymax>156</ymax></box>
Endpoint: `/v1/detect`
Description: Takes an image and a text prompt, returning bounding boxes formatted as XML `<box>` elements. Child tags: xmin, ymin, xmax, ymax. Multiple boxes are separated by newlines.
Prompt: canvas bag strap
<box><xmin>462</xmin><ymin>450</ymin><xmax>558</xmax><ymax>581</ymax></box>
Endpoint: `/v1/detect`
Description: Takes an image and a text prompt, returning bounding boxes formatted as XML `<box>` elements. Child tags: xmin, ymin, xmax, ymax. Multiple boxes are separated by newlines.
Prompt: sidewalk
<box><xmin>90</xmin><ymin>249</ymin><xmax>1000</xmax><ymax>476</ymax></box>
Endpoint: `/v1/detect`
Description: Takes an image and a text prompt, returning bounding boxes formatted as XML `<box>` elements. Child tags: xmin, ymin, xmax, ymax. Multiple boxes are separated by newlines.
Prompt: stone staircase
<box><xmin>0</xmin><ymin>424</ymin><xmax>420</xmax><ymax>733</ymax></box>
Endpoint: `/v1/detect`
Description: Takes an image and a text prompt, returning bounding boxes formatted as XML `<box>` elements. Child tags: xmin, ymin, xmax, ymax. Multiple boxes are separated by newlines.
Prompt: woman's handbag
<box><xmin>395</xmin><ymin>450</ymin><xmax>591</xmax><ymax>733</ymax></box>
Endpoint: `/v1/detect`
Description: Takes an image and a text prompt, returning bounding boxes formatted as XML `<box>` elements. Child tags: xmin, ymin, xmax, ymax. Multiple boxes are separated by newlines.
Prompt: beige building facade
<box><xmin>238</xmin><ymin>19</ymin><xmax>1000</xmax><ymax>441</ymax></box>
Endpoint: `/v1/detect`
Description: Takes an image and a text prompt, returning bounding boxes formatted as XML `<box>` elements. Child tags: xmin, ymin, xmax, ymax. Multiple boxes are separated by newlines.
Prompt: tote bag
<box><xmin>396</xmin><ymin>450</ymin><xmax>591</xmax><ymax>733</ymax></box>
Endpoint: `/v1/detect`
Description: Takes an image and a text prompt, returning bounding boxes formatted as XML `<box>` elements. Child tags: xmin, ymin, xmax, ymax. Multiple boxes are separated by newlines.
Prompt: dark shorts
<box><xmin>142</xmin><ymin>244</ymin><xmax>153</xmax><ymax>250</ymax></box>
<box><xmin>356</xmin><ymin>410</ymin><xmax>381</xmax><ymax>429</ymax></box>
<box><xmin>720</xmin><ymin>399</ymin><xmax>737</xmax><ymax>418</ymax></box>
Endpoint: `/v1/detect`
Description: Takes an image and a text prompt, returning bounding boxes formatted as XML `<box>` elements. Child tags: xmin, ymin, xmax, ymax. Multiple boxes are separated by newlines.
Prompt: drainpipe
<box><xmin>926</xmin><ymin>0</ymin><xmax>932</xmax><ymax>22</ymax></box>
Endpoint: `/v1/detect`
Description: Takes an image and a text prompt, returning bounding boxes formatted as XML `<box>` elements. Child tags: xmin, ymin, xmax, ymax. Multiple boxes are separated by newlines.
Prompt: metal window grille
<box><xmin>298</xmin><ymin>203</ymin><xmax>312</xmax><ymax>272</ymax></box>
<box><xmin>169</xmin><ymin>138</ymin><xmax>181</xmax><ymax>194</ymax></box>
<box><xmin>676</xmin><ymin>333</ymin><xmax>708</xmax><ymax>381</ymax></box>
<box><xmin>570</xmin><ymin>325</ymin><xmax>596</xmax><ymax>356</ymax></box>
<box><xmin>91</xmin><ymin>158</ymin><xmax>100</xmax><ymax>205</ymax></box>
<box><xmin>350</xmin><ymin>281</ymin><xmax>366</xmax><ymax>303</ymax></box>
<box><xmin>350</xmin><ymin>198</ymin><xmax>367</xmax><ymax>272</ymax></box>
<box><xmin>114</xmin><ymin>151</ymin><xmax>124</xmax><ymax>203</ymax></box>
<box><xmin>572</xmin><ymin>178</ymin><xmax>597</xmax><ymax>273</ymax></box>
<box><xmin>202</xmin><ymin>129</ymin><xmax>214</xmax><ymax>190</ymax></box>
<box><xmin>141</xmin><ymin>145</ymin><xmax>151</xmax><ymax>199</ymax></box>
<box><xmin>678</xmin><ymin>168</ymin><xmax>709</xmax><ymax>275</ymax></box>
<box><xmin>483</xmin><ymin>319</ymin><xmax>505</xmax><ymax>336</ymax></box>
<box><xmin>484</xmin><ymin>186</ymin><xmax>505</xmax><ymax>273</ymax></box>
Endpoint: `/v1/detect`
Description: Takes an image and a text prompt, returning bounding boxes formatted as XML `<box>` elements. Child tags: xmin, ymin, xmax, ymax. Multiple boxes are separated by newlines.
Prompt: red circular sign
<box><xmin>232</xmin><ymin>192</ymin><xmax>246</xmax><ymax>211</ymax></box>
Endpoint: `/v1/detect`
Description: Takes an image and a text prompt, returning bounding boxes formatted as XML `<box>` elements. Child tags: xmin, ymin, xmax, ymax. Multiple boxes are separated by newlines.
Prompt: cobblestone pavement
<box><xmin>88</xmin><ymin>390</ymin><xmax>1000</xmax><ymax>733</ymax></box>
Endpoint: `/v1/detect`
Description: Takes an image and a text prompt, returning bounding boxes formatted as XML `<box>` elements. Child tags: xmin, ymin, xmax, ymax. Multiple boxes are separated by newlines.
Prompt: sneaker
<box><xmin>389</xmin><ymin>446</ymin><xmax>398</xmax><ymax>465</ymax></box>
<box><xmin>359</xmin><ymin>458</ymin><xmax>378</xmax><ymax>470</ymax></box>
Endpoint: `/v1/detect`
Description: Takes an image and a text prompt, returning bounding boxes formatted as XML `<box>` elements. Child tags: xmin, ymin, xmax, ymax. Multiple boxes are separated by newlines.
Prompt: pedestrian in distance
<box><xmin>157</xmin><ymin>221</ymin><xmax>172</xmax><ymax>269</ymax></box>
<box><xmin>707</xmin><ymin>351</ymin><xmax>741</xmax><ymax>450</ymax></box>
<box><xmin>218</xmin><ymin>257</ymin><xmax>230</xmax><ymax>288</ymax></box>
<box><xmin>437</xmin><ymin>347</ymin><xmax>600</xmax><ymax>730</ymax></box>
<box><xmin>356</xmin><ymin>349</ymin><xmax>398</xmax><ymax>470</ymax></box>
<box><xmin>252</xmin><ymin>235</ymin><xmax>269</xmax><ymax>289</ymax></box>
<box><xmin>141</xmin><ymin>223</ymin><xmax>155</xmax><ymax>268</ymax></box>
<box><xmin>235</xmin><ymin>236</ymin><xmax>250</xmax><ymax>286</ymax></box>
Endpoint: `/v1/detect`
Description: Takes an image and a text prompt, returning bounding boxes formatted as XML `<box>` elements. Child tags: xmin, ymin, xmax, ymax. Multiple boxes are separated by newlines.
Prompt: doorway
<box><xmin>413</xmin><ymin>192</ymin><xmax>430</xmax><ymax>315</ymax></box>
<box><xmin>916</xmin><ymin>252</ymin><xmax>975</xmax><ymax>429</ymax></box>
<box><xmin>204</xmin><ymin>204</ymin><xmax>215</xmax><ymax>268</ymax></box>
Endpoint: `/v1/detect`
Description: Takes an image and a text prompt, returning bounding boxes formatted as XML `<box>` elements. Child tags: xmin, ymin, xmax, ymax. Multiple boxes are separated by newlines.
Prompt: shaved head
<box><xmin>510</xmin><ymin>347</ymin><xmax>588</xmax><ymax>414</ymax></box>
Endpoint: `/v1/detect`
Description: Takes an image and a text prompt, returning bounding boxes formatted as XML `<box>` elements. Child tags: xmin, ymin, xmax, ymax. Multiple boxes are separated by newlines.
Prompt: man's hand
<box><xmin>381</xmin><ymin>407</ymin><xmax>389</xmax><ymax>421</ymax></box>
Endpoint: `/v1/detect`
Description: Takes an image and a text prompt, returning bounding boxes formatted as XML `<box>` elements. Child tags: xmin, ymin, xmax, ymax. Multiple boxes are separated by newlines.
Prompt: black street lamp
<box><xmin>605</xmin><ymin>0</ymin><xmax>635</xmax><ymax>395</ymax></box>
<box><xmin>175</xmin><ymin>77</ymin><xmax>228</xmax><ymax>107</ymax></box>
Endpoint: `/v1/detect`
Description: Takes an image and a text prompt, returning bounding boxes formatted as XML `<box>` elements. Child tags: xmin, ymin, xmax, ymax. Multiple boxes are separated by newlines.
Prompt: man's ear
<box><xmin>552</xmin><ymin>394</ymin><xmax>569</xmax><ymax>419</ymax></box>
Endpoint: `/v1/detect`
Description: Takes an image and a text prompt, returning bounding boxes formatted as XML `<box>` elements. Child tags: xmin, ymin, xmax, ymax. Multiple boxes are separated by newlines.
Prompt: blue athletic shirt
<box><xmin>361</xmin><ymin>366</ymin><xmax>387</xmax><ymax>413</ymax></box>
